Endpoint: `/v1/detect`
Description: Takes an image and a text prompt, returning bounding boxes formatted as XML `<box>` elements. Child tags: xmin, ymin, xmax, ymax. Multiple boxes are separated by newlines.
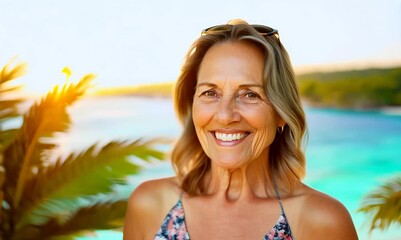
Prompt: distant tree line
<box><xmin>94</xmin><ymin>66</ymin><xmax>401</xmax><ymax>109</ymax></box>
<box><xmin>297</xmin><ymin>66</ymin><xmax>401</xmax><ymax>108</ymax></box>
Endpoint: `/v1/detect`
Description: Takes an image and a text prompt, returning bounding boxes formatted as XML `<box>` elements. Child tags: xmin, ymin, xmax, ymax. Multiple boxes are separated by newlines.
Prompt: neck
<box><xmin>205</xmin><ymin>153</ymin><xmax>275</xmax><ymax>201</ymax></box>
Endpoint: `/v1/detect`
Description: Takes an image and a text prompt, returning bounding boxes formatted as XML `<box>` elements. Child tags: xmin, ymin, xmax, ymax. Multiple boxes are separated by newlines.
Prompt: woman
<box><xmin>123</xmin><ymin>19</ymin><xmax>358</xmax><ymax>240</ymax></box>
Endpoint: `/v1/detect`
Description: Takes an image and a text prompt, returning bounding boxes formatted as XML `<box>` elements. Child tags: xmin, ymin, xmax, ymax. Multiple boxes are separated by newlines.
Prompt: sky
<box><xmin>1</xmin><ymin>0</ymin><xmax>401</xmax><ymax>95</ymax></box>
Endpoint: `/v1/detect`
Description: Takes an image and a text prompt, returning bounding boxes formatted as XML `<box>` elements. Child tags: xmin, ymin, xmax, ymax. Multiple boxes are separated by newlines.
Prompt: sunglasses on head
<box><xmin>201</xmin><ymin>24</ymin><xmax>279</xmax><ymax>38</ymax></box>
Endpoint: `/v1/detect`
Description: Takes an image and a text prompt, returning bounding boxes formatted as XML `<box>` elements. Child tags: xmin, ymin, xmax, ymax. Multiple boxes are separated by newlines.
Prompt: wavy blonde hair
<box><xmin>172</xmin><ymin>20</ymin><xmax>307</xmax><ymax>195</ymax></box>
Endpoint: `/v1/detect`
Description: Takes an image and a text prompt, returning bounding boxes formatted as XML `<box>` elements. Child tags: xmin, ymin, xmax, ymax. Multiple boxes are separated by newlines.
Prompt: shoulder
<box><xmin>123</xmin><ymin>177</ymin><xmax>181</xmax><ymax>240</ymax></box>
<box><xmin>296</xmin><ymin>185</ymin><xmax>358</xmax><ymax>239</ymax></box>
<box><xmin>128</xmin><ymin>176</ymin><xmax>181</xmax><ymax>208</ymax></box>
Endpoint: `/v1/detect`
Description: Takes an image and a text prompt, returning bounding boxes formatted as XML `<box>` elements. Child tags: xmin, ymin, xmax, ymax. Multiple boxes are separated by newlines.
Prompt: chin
<box><xmin>212</xmin><ymin>157</ymin><xmax>249</xmax><ymax>170</ymax></box>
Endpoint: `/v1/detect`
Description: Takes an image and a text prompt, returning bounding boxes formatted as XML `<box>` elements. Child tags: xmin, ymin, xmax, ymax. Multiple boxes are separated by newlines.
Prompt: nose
<box><xmin>214</xmin><ymin>96</ymin><xmax>241</xmax><ymax>125</ymax></box>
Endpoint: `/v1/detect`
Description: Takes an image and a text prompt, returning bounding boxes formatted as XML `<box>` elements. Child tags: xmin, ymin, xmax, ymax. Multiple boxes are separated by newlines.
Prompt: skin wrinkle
<box><xmin>226</xmin><ymin>169</ymin><xmax>242</xmax><ymax>200</ymax></box>
<box><xmin>207</xmin><ymin>155</ymin><xmax>272</xmax><ymax>200</ymax></box>
<box><xmin>250</xmin><ymin>100</ymin><xmax>276</xmax><ymax>163</ymax></box>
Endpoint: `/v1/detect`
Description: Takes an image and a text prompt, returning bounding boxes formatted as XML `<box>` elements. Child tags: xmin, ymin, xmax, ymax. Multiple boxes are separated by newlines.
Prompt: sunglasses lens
<box><xmin>202</xmin><ymin>24</ymin><xmax>278</xmax><ymax>37</ymax></box>
<box><xmin>202</xmin><ymin>25</ymin><xmax>232</xmax><ymax>35</ymax></box>
<box><xmin>252</xmin><ymin>25</ymin><xmax>277</xmax><ymax>36</ymax></box>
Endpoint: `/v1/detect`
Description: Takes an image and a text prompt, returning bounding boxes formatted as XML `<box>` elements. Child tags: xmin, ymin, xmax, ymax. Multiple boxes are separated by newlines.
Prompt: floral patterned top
<box><xmin>154</xmin><ymin>197</ymin><xmax>294</xmax><ymax>240</ymax></box>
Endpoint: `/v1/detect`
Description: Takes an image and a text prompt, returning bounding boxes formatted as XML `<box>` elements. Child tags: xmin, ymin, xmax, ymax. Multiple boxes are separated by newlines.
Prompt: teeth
<box><xmin>215</xmin><ymin>132</ymin><xmax>247</xmax><ymax>142</ymax></box>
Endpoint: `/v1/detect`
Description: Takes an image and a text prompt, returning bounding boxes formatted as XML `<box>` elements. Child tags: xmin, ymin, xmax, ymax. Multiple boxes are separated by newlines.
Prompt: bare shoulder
<box><xmin>123</xmin><ymin>177</ymin><xmax>181</xmax><ymax>240</ymax></box>
<box><xmin>297</xmin><ymin>185</ymin><xmax>358</xmax><ymax>239</ymax></box>
<box><xmin>128</xmin><ymin>176</ymin><xmax>181</xmax><ymax>208</ymax></box>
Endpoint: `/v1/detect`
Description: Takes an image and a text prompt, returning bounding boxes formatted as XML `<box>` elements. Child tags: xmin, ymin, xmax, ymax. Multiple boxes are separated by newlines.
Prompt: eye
<box><xmin>236</xmin><ymin>90</ymin><xmax>262</xmax><ymax>104</ymax></box>
<box><xmin>197</xmin><ymin>89</ymin><xmax>219</xmax><ymax>103</ymax></box>
<box><xmin>201</xmin><ymin>90</ymin><xmax>217</xmax><ymax>97</ymax></box>
<box><xmin>244</xmin><ymin>91</ymin><xmax>260</xmax><ymax>99</ymax></box>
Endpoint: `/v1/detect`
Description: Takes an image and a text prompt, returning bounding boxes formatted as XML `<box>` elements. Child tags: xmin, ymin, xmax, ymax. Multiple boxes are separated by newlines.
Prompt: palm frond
<box><xmin>2</xmin><ymin>74</ymin><xmax>95</xmax><ymax>209</ymax></box>
<box><xmin>0</xmin><ymin>85</ymin><xmax>22</xmax><ymax>94</ymax></box>
<box><xmin>0</xmin><ymin>61</ymin><xmax>25</xmax><ymax>125</ymax></box>
<box><xmin>0</xmin><ymin>164</ymin><xmax>5</xmax><ymax>225</ymax></box>
<box><xmin>0</xmin><ymin>61</ymin><xmax>25</xmax><ymax>148</ymax></box>
<box><xmin>15</xmin><ymin>139</ymin><xmax>164</xmax><ymax>228</ymax></box>
<box><xmin>45</xmin><ymin>199</ymin><xmax>126</xmax><ymax>238</ymax></box>
<box><xmin>12</xmin><ymin>199</ymin><xmax>127</xmax><ymax>240</ymax></box>
<box><xmin>0</xmin><ymin>99</ymin><xmax>24</xmax><ymax>121</ymax></box>
<box><xmin>0</xmin><ymin>60</ymin><xmax>27</xmax><ymax>84</ymax></box>
<box><xmin>0</xmin><ymin>62</ymin><xmax>166</xmax><ymax>239</ymax></box>
<box><xmin>0</xmin><ymin>129</ymin><xmax>19</xmax><ymax>148</ymax></box>
<box><xmin>358</xmin><ymin>174</ymin><xmax>401</xmax><ymax>232</ymax></box>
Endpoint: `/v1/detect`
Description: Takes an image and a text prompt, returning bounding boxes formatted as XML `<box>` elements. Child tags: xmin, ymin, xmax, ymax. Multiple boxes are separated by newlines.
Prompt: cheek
<box><xmin>192</xmin><ymin>102</ymin><xmax>211</xmax><ymax>128</ymax></box>
<box><xmin>246</xmin><ymin>107</ymin><xmax>279</xmax><ymax>153</ymax></box>
<box><xmin>192</xmin><ymin>102</ymin><xmax>216</xmax><ymax>155</ymax></box>
<box><xmin>251</xmin><ymin>129</ymin><xmax>275</xmax><ymax>157</ymax></box>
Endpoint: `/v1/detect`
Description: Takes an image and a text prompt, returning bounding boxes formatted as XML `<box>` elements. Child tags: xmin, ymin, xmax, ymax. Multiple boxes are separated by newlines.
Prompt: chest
<box><xmin>182</xmin><ymin>198</ymin><xmax>285</xmax><ymax>240</ymax></box>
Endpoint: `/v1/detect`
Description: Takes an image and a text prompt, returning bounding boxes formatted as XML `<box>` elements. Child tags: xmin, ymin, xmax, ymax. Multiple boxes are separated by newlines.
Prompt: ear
<box><xmin>277</xmin><ymin>116</ymin><xmax>286</xmax><ymax>128</ymax></box>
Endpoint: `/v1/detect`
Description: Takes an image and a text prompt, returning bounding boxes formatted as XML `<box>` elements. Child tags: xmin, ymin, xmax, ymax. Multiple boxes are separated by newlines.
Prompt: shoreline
<box><xmin>379</xmin><ymin>106</ymin><xmax>401</xmax><ymax>116</ymax></box>
<box><xmin>85</xmin><ymin>94</ymin><xmax>401</xmax><ymax>116</ymax></box>
<box><xmin>302</xmin><ymin>100</ymin><xmax>401</xmax><ymax>116</ymax></box>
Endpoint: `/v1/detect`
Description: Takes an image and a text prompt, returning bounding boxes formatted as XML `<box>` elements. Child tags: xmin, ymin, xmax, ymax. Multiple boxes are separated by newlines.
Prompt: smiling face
<box><xmin>192</xmin><ymin>41</ymin><xmax>284</xmax><ymax>170</ymax></box>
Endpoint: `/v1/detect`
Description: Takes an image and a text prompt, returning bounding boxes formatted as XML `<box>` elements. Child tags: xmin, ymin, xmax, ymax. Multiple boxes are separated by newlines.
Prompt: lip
<box><xmin>210</xmin><ymin>130</ymin><xmax>250</xmax><ymax>146</ymax></box>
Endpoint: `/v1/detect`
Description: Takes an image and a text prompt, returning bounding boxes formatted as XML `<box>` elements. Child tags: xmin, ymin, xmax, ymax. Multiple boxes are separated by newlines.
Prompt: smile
<box><xmin>214</xmin><ymin>132</ymin><xmax>249</xmax><ymax>142</ymax></box>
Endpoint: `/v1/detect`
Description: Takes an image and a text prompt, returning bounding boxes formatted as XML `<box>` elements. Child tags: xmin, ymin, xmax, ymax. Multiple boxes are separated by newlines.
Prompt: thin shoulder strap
<box><xmin>179</xmin><ymin>191</ymin><xmax>185</xmax><ymax>200</ymax></box>
<box><xmin>273</xmin><ymin>179</ymin><xmax>296</xmax><ymax>239</ymax></box>
<box><xmin>273</xmin><ymin>179</ymin><xmax>285</xmax><ymax>213</ymax></box>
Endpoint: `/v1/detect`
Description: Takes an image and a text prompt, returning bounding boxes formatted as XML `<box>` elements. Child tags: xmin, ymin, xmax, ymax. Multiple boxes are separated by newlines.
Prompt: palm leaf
<box><xmin>0</xmin><ymin>61</ymin><xmax>25</xmax><ymax>148</ymax></box>
<box><xmin>358</xmin><ymin>174</ymin><xmax>401</xmax><ymax>232</ymax></box>
<box><xmin>0</xmin><ymin>129</ymin><xmax>19</xmax><ymax>148</ymax></box>
<box><xmin>0</xmin><ymin>164</ymin><xmax>5</xmax><ymax>224</ymax></box>
<box><xmin>2</xmin><ymin>73</ymin><xmax>95</xmax><ymax>209</ymax></box>
<box><xmin>46</xmin><ymin>199</ymin><xmax>127</xmax><ymax>237</ymax></box>
<box><xmin>0</xmin><ymin>62</ymin><xmax>26</xmax><ymax>220</ymax></box>
<box><xmin>0</xmin><ymin>85</ymin><xmax>22</xmax><ymax>94</ymax></box>
<box><xmin>15</xmin><ymin>139</ymin><xmax>164</xmax><ymax>228</ymax></box>
<box><xmin>12</xmin><ymin>199</ymin><xmax>127</xmax><ymax>240</ymax></box>
<box><xmin>0</xmin><ymin>60</ymin><xmax>26</xmax><ymax>123</ymax></box>
<box><xmin>0</xmin><ymin>60</ymin><xmax>27</xmax><ymax>84</ymax></box>
<box><xmin>0</xmin><ymin>99</ymin><xmax>24</xmax><ymax>121</ymax></box>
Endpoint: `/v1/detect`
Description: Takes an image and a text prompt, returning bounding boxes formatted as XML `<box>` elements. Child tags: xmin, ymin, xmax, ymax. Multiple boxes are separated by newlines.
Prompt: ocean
<box><xmin>53</xmin><ymin>96</ymin><xmax>400</xmax><ymax>240</ymax></box>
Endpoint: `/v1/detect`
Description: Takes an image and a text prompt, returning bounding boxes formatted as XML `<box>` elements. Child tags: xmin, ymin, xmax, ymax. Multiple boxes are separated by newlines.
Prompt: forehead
<box><xmin>197</xmin><ymin>41</ymin><xmax>265</xmax><ymax>86</ymax></box>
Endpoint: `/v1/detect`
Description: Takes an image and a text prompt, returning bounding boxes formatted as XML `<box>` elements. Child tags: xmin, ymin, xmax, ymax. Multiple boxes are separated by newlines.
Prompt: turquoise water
<box><xmin>56</xmin><ymin>97</ymin><xmax>401</xmax><ymax>240</ymax></box>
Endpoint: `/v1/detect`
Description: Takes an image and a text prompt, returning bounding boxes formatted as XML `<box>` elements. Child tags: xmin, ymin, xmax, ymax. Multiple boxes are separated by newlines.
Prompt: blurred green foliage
<box><xmin>0</xmin><ymin>61</ymin><xmax>164</xmax><ymax>240</ymax></box>
<box><xmin>358</xmin><ymin>174</ymin><xmax>401</xmax><ymax>233</ymax></box>
<box><xmin>298</xmin><ymin>66</ymin><xmax>401</xmax><ymax>108</ymax></box>
<box><xmin>358</xmin><ymin>174</ymin><xmax>401</xmax><ymax>234</ymax></box>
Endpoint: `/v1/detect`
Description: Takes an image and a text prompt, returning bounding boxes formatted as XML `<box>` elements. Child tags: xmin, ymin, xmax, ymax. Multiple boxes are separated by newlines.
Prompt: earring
<box><xmin>278</xmin><ymin>125</ymin><xmax>284</xmax><ymax>133</ymax></box>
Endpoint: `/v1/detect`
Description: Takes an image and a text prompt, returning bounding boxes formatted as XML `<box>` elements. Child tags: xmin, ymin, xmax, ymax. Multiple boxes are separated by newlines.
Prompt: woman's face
<box><xmin>192</xmin><ymin>41</ymin><xmax>284</xmax><ymax>169</ymax></box>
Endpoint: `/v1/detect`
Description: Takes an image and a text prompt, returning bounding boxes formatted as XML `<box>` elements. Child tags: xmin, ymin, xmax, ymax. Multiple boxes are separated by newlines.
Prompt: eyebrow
<box><xmin>195</xmin><ymin>82</ymin><xmax>264</xmax><ymax>89</ymax></box>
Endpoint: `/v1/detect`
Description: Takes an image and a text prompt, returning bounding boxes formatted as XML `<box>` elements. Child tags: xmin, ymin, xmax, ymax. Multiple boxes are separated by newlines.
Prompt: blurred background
<box><xmin>2</xmin><ymin>0</ymin><xmax>401</xmax><ymax>95</ymax></box>
<box><xmin>1</xmin><ymin>0</ymin><xmax>400</xmax><ymax>239</ymax></box>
